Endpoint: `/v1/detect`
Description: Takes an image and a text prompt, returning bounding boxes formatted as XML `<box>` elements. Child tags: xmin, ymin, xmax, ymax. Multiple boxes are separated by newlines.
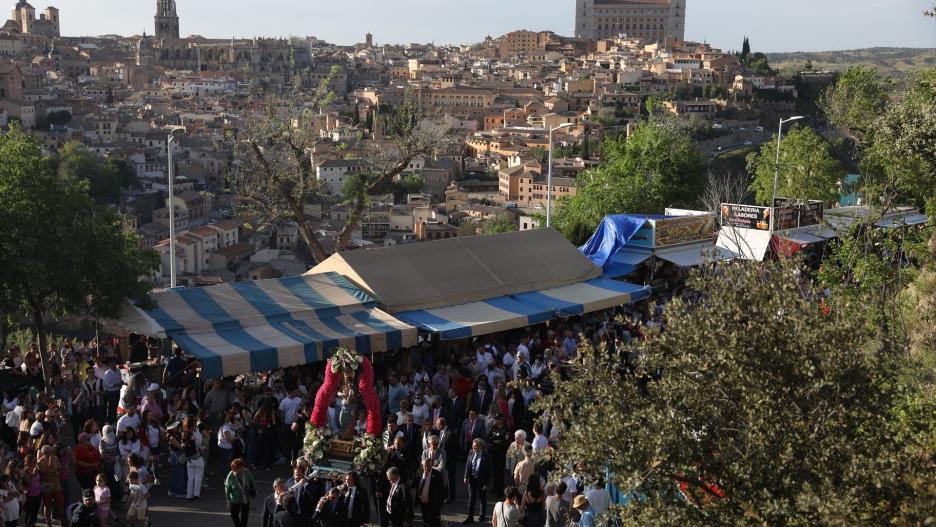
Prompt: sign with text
<box><xmin>654</xmin><ymin>214</ymin><xmax>716</xmax><ymax>247</ymax></box>
<box><xmin>772</xmin><ymin>199</ymin><xmax>825</xmax><ymax>229</ymax></box>
<box><xmin>720</xmin><ymin>204</ymin><xmax>771</xmax><ymax>231</ymax></box>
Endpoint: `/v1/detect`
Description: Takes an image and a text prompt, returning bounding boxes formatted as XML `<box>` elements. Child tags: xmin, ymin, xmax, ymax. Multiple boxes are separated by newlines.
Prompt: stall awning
<box><xmin>876</xmin><ymin>214</ymin><xmax>928</xmax><ymax>229</ymax></box>
<box><xmin>655</xmin><ymin>243</ymin><xmax>737</xmax><ymax>267</ymax></box>
<box><xmin>396</xmin><ymin>278</ymin><xmax>650</xmax><ymax>340</ymax></box>
<box><xmin>116</xmin><ymin>272</ymin><xmax>417</xmax><ymax>378</ymax></box>
<box><xmin>604</xmin><ymin>249</ymin><xmax>652</xmax><ymax>278</ymax></box>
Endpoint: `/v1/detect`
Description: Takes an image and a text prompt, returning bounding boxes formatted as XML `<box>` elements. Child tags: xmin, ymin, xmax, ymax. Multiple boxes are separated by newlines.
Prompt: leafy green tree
<box><xmin>748</xmin><ymin>52</ymin><xmax>773</xmax><ymax>75</ymax></box>
<box><xmin>746</xmin><ymin>126</ymin><xmax>844</xmax><ymax>205</ymax></box>
<box><xmin>869</xmin><ymin>85</ymin><xmax>936</xmax><ymax>209</ymax></box>
<box><xmin>0</xmin><ymin>127</ymin><xmax>158</xmax><ymax>386</ymax></box>
<box><xmin>819</xmin><ymin>66</ymin><xmax>891</xmax><ymax>146</ymax></box>
<box><xmin>481</xmin><ymin>214</ymin><xmax>516</xmax><ymax>235</ymax></box>
<box><xmin>55</xmin><ymin>141</ymin><xmax>122</xmax><ymax>202</ymax></box>
<box><xmin>554</xmin><ymin>120</ymin><xmax>703</xmax><ymax>237</ymax></box>
<box><xmin>535</xmin><ymin>262</ymin><xmax>932</xmax><ymax>525</ymax></box>
<box><xmin>46</xmin><ymin>110</ymin><xmax>71</xmax><ymax>126</ymax></box>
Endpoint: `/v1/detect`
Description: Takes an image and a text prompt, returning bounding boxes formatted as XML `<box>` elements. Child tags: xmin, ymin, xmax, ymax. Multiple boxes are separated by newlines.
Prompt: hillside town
<box><xmin>0</xmin><ymin>0</ymin><xmax>832</xmax><ymax>286</ymax></box>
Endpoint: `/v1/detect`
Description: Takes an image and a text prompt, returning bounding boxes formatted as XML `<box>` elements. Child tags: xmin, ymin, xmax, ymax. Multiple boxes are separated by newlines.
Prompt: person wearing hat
<box><xmin>69</xmin><ymin>489</ymin><xmax>99</xmax><ymax>527</ymax></box>
<box><xmin>572</xmin><ymin>495</ymin><xmax>595</xmax><ymax>527</ymax></box>
<box><xmin>73</xmin><ymin>432</ymin><xmax>102</xmax><ymax>491</ymax></box>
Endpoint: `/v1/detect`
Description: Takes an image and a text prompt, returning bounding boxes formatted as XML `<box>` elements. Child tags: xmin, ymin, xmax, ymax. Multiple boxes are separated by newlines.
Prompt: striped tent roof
<box><xmin>118</xmin><ymin>272</ymin><xmax>417</xmax><ymax>378</ymax></box>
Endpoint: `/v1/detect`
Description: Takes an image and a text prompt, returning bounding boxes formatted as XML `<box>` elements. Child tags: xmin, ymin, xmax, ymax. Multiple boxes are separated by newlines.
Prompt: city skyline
<box><xmin>22</xmin><ymin>0</ymin><xmax>936</xmax><ymax>52</ymax></box>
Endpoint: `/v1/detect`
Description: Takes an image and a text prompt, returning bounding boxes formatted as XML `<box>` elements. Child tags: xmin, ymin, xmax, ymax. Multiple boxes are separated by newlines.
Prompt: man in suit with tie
<box><xmin>400</xmin><ymin>414</ymin><xmax>422</xmax><ymax>482</ymax></box>
<box><xmin>341</xmin><ymin>471</ymin><xmax>370</xmax><ymax>527</ymax></box>
<box><xmin>383</xmin><ymin>467</ymin><xmax>413</xmax><ymax>527</ymax></box>
<box><xmin>460</xmin><ymin>410</ymin><xmax>487</xmax><ymax>460</ymax></box>
<box><xmin>415</xmin><ymin>458</ymin><xmax>445</xmax><ymax>527</ymax></box>
<box><xmin>435</xmin><ymin>417</ymin><xmax>458</xmax><ymax>502</ymax></box>
<box><xmin>443</xmin><ymin>388</ymin><xmax>465</xmax><ymax>434</ymax></box>
<box><xmin>462</xmin><ymin>438</ymin><xmax>491</xmax><ymax>524</ymax></box>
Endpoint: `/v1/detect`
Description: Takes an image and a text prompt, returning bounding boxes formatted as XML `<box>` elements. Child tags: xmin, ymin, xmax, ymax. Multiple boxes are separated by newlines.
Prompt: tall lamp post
<box><xmin>770</xmin><ymin>115</ymin><xmax>805</xmax><ymax>231</ymax></box>
<box><xmin>167</xmin><ymin>126</ymin><xmax>185</xmax><ymax>288</ymax></box>
<box><xmin>546</xmin><ymin>122</ymin><xmax>575</xmax><ymax>228</ymax></box>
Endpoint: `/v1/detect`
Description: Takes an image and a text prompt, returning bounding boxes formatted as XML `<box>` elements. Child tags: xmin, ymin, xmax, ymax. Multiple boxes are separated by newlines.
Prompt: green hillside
<box><xmin>766</xmin><ymin>47</ymin><xmax>936</xmax><ymax>78</ymax></box>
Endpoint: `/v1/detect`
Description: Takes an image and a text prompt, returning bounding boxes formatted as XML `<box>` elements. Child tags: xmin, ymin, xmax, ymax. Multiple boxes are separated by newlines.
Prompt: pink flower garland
<box><xmin>309</xmin><ymin>356</ymin><xmax>382</xmax><ymax>436</ymax></box>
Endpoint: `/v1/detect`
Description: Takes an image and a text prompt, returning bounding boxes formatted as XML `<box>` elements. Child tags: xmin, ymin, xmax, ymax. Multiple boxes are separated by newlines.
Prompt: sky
<box><xmin>28</xmin><ymin>0</ymin><xmax>936</xmax><ymax>52</ymax></box>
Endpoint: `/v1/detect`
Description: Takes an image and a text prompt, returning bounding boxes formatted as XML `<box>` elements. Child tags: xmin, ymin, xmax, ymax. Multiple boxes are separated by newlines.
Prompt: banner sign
<box><xmin>720</xmin><ymin>204</ymin><xmax>771</xmax><ymax>231</ymax></box>
<box><xmin>654</xmin><ymin>214</ymin><xmax>716</xmax><ymax>247</ymax></box>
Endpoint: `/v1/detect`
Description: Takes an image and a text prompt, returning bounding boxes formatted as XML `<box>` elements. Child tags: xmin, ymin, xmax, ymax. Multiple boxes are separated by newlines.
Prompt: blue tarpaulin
<box><xmin>578</xmin><ymin>215</ymin><xmax>653</xmax><ymax>268</ymax></box>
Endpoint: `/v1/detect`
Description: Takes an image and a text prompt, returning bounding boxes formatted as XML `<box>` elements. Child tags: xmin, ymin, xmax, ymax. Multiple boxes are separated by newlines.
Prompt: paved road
<box><xmin>148</xmin><ymin>456</ymin><xmax>483</xmax><ymax>527</ymax></box>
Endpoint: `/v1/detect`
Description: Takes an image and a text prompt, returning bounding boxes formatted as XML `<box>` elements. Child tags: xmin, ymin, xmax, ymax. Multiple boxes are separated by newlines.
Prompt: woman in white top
<box><xmin>118</xmin><ymin>427</ymin><xmax>141</xmax><ymax>483</ymax></box>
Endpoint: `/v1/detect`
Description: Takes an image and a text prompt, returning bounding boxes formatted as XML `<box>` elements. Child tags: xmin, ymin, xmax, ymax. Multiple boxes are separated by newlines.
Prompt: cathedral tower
<box><xmin>155</xmin><ymin>0</ymin><xmax>179</xmax><ymax>41</ymax></box>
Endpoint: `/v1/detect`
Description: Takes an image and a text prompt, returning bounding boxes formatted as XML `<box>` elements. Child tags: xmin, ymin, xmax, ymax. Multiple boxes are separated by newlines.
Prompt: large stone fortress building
<box><xmin>138</xmin><ymin>0</ymin><xmax>302</xmax><ymax>77</ymax></box>
<box><xmin>574</xmin><ymin>0</ymin><xmax>685</xmax><ymax>41</ymax></box>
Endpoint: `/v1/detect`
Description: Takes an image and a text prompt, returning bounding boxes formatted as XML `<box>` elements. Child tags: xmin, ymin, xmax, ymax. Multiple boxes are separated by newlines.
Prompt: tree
<box><xmin>335</xmin><ymin>99</ymin><xmax>452</xmax><ymax>252</ymax></box>
<box><xmin>535</xmin><ymin>262</ymin><xmax>933</xmax><ymax>525</ymax></box>
<box><xmin>869</xmin><ymin>85</ymin><xmax>936</xmax><ymax>209</ymax></box>
<box><xmin>746</xmin><ymin>126</ymin><xmax>844</xmax><ymax>205</ymax></box>
<box><xmin>819</xmin><ymin>66</ymin><xmax>891</xmax><ymax>147</ymax></box>
<box><xmin>747</xmin><ymin>52</ymin><xmax>773</xmax><ymax>75</ymax></box>
<box><xmin>55</xmin><ymin>141</ymin><xmax>123</xmax><ymax>202</ymax></box>
<box><xmin>0</xmin><ymin>127</ymin><xmax>158</xmax><ymax>388</ymax></box>
<box><xmin>228</xmin><ymin>65</ymin><xmax>340</xmax><ymax>264</ymax></box>
<box><xmin>804</xmin><ymin>59</ymin><xmax>814</xmax><ymax>71</ymax></box>
<box><xmin>740</xmin><ymin>36</ymin><xmax>751</xmax><ymax>64</ymax></box>
<box><xmin>554</xmin><ymin>120</ymin><xmax>704</xmax><ymax>238</ymax></box>
<box><xmin>46</xmin><ymin>110</ymin><xmax>72</xmax><ymax>126</ymax></box>
<box><xmin>481</xmin><ymin>214</ymin><xmax>516</xmax><ymax>235</ymax></box>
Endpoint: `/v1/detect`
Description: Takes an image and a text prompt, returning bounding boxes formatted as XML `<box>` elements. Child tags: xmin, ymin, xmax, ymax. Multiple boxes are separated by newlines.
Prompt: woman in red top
<box><xmin>73</xmin><ymin>432</ymin><xmax>102</xmax><ymax>490</ymax></box>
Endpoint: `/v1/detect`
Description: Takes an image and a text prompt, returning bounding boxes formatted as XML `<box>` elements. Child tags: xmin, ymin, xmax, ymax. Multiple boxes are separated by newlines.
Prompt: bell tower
<box><xmin>154</xmin><ymin>0</ymin><xmax>180</xmax><ymax>41</ymax></box>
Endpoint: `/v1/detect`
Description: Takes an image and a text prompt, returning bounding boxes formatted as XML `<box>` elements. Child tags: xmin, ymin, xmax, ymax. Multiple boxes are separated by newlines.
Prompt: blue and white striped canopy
<box><xmin>395</xmin><ymin>277</ymin><xmax>650</xmax><ymax>340</ymax></box>
<box><xmin>119</xmin><ymin>272</ymin><xmax>417</xmax><ymax>378</ymax></box>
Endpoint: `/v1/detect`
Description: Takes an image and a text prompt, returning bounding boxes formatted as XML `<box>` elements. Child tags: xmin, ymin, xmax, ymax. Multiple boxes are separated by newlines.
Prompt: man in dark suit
<box><xmin>462</xmin><ymin>438</ymin><xmax>491</xmax><ymax>524</ymax></box>
<box><xmin>311</xmin><ymin>487</ymin><xmax>344</xmax><ymax>527</ymax></box>
<box><xmin>435</xmin><ymin>417</ymin><xmax>459</xmax><ymax>502</ymax></box>
<box><xmin>470</xmin><ymin>382</ymin><xmax>493</xmax><ymax>416</ymax></box>
<box><xmin>415</xmin><ymin>458</ymin><xmax>445</xmax><ymax>527</ymax></box>
<box><xmin>400</xmin><ymin>414</ymin><xmax>422</xmax><ymax>479</ymax></box>
<box><xmin>341</xmin><ymin>471</ymin><xmax>371</xmax><ymax>527</ymax></box>
<box><xmin>262</xmin><ymin>478</ymin><xmax>288</xmax><ymax>527</ymax></box>
<box><xmin>384</xmin><ymin>467</ymin><xmax>413</xmax><ymax>527</ymax></box>
<box><xmin>274</xmin><ymin>498</ymin><xmax>306</xmax><ymax>527</ymax></box>
<box><xmin>442</xmin><ymin>388</ymin><xmax>465</xmax><ymax>432</ymax></box>
<box><xmin>460</xmin><ymin>410</ymin><xmax>487</xmax><ymax>460</ymax></box>
<box><xmin>294</xmin><ymin>471</ymin><xmax>326</xmax><ymax>523</ymax></box>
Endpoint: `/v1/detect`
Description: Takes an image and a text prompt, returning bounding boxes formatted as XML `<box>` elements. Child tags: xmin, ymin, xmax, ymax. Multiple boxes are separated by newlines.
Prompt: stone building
<box><xmin>574</xmin><ymin>0</ymin><xmax>685</xmax><ymax>41</ymax></box>
<box><xmin>7</xmin><ymin>1</ymin><xmax>59</xmax><ymax>38</ymax></box>
<box><xmin>137</xmin><ymin>0</ymin><xmax>301</xmax><ymax>77</ymax></box>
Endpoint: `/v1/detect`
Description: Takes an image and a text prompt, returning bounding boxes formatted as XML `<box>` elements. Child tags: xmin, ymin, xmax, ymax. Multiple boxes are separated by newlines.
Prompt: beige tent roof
<box><xmin>308</xmin><ymin>228</ymin><xmax>602</xmax><ymax>313</ymax></box>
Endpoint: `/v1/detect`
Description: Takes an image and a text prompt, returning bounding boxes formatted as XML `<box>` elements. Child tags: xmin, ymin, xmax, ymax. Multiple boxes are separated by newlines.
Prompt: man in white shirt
<box><xmin>475</xmin><ymin>347</ymin><xmax>493</xmax><ymax>372</ymax></box>
<box><xmin>583</xmin><ymin>482</ymin><xmax>611</xmax><ymax>522</ymax></box>
<box><xmin>116</xmin><ymin>404</ymin><xmax>141</xmax><ymax>435</ymax></box>
<box><xmin>531</xmin><ymin>422</ymin><xmax>548</xmax><ymax>451</ymax></box>
<box><xmin>279</xmin><ymin>389</ymin><xmax>303</xmax><ymax>463</ymax></box>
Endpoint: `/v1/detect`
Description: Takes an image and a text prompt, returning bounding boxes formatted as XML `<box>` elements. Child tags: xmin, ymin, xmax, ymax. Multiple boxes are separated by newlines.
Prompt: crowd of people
<box><xmin>0</xmin><ymin>296</ymin><xmax>666</xmax><ymax>527</ymax></box>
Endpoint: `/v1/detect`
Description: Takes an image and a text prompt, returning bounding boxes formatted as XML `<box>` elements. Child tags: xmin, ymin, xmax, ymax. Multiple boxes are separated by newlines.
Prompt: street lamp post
<box><xmin>167</xmin><ymin>126</ymin><xmax>185</xmax><ymax>288</ymax></box>
<box><xmin>546</xmin><ymin>122</ymin><xmax>575</xmax><ymax>228</ymax></box>
<box><xmin>770</xmin><ymin>115</ymin><xmax>805</xmax><ymax>231</ymax></box>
